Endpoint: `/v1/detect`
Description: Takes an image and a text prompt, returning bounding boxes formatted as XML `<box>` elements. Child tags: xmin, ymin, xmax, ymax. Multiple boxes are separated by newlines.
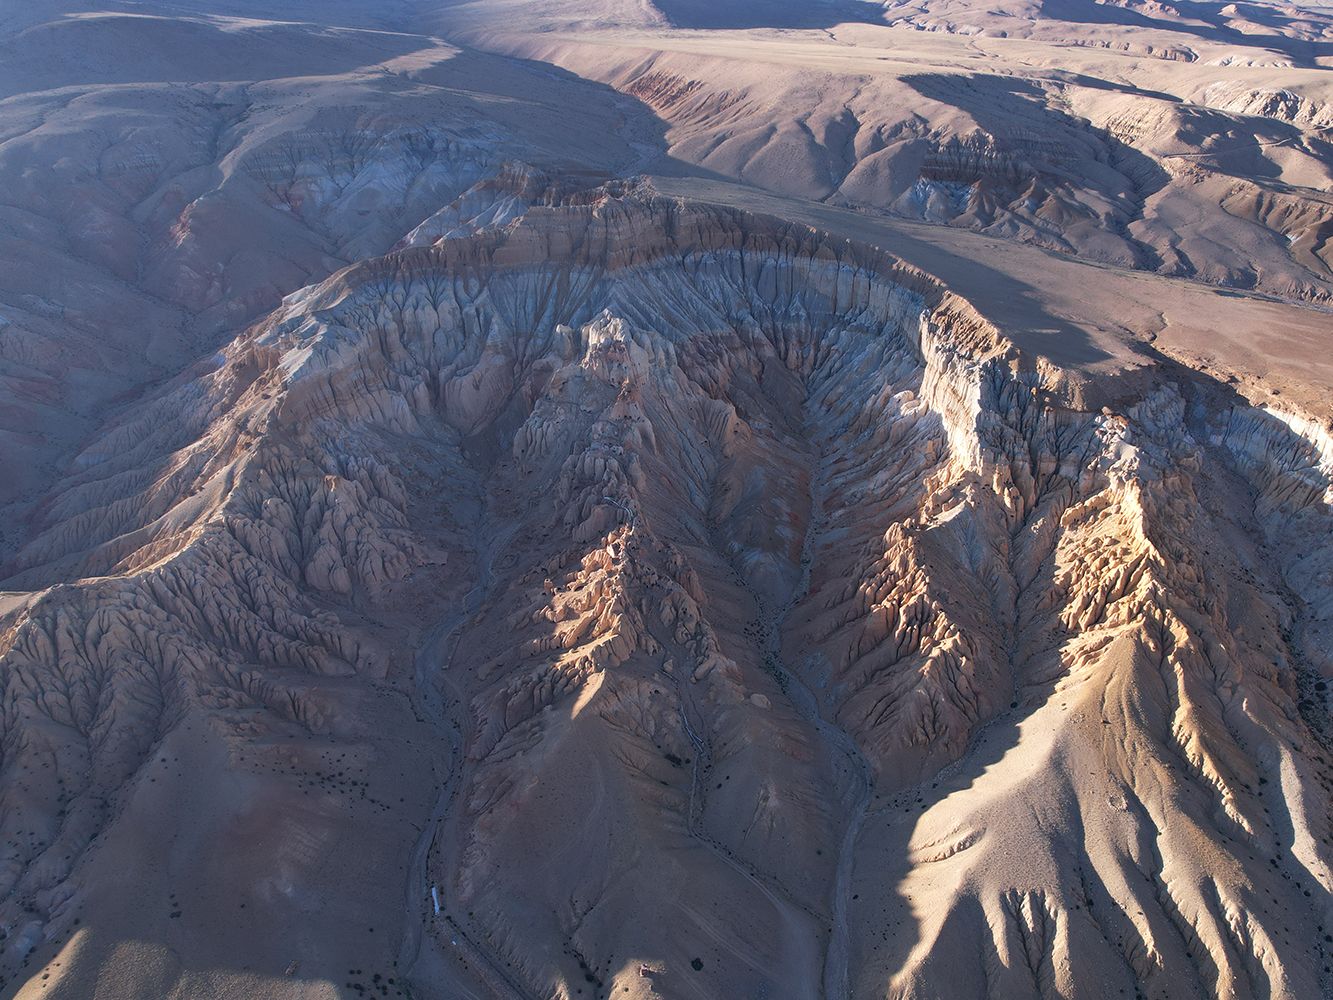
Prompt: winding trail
<box><xmin>397</xmin><ymin>482</ymin><xmax>527</xmax><ymax>999</ymax></box>
<box><xmin>752</xmin><ymin>443</ymin><xmax>873</xmax><ymax>1000</ymax></box>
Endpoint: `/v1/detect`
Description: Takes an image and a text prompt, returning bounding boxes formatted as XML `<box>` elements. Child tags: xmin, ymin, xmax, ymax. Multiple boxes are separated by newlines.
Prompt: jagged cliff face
<box><xmin>1</xmin><ymin>190</ymin><xmax>1328</xmax><ymax>999</ymax></box>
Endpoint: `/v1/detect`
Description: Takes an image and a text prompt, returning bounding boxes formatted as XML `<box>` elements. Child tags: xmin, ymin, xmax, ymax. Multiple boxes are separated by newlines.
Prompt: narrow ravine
<box><xmin>744</xmin><ymin>440</ymin><xmax>874</xmax><ymax>1000</ymax></box>
<box><xmin>398</xmin><ymin>472</ymin><xmax>528</xmax><ymax>999</ymax></box>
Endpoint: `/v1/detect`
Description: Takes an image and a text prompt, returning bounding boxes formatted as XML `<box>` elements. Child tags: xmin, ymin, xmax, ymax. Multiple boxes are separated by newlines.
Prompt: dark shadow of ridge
<box><xmin>652</xmin><ymin>0</ymin><xmax>887</xmax><ymax>30</ymax></box>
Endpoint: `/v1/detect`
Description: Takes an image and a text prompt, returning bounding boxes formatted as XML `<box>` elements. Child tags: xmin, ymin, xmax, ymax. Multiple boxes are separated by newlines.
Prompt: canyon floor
<box><xmin>0</xmin><ymin>2</ymin><xmax>1331</xmax><ymax>999</ymax></box>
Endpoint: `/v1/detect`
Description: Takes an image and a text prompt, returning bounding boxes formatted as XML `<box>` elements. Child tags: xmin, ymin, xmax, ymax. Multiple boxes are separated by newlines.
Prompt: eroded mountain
<box><xmin>0</xmin><ymin>3</ymin><xmax>1331</xmax><ymax>999</ymax></box>
<box><xmin>0</xmin><ymin>184</ymin><xmax>1329</xmax><ymax>998</ymax></box>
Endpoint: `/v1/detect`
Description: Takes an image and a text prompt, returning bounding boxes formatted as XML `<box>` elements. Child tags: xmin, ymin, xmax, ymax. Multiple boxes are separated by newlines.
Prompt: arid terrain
<box><xmin>0</xmin><ymin>2</ymin><xmax>1331</xmax><ymax>998</ymax></box>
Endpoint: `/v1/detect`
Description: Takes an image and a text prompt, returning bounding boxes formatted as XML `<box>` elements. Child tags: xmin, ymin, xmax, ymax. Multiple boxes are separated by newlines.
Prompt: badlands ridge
<box><xmin>0</xmin><ymin>181</ymin><xmax>1330</xmax><ymax>999</ymax></box>
<box><xmin>0</xmin><ymin>2</ymin><xmax>1329</xmax><ymax>999</ymax></box>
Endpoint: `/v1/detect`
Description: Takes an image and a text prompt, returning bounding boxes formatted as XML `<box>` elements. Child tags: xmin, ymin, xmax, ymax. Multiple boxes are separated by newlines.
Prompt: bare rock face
<box><xmin>0</xmin><ymin>186</ymin><xmax>1328</xmax><ymax>999</ymax></box>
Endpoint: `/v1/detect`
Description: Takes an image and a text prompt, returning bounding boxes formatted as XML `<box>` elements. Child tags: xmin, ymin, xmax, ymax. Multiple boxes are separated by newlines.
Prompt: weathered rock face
<box><xmin>0</xmin><ymin>189</ymin><xmax>1329</xmax><ymax>999</ymax></box>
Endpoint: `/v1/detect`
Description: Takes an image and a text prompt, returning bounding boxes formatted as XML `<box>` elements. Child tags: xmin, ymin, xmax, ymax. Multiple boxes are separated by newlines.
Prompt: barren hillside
<box><xmin>0</xmin><ymin>4</ymin><xmax>1330</xmax><ymax>1000</ymax></box>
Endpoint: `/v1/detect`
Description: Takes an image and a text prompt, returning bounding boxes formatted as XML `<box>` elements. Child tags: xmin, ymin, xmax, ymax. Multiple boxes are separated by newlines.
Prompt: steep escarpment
<box><xmin>0</xmin><ymin>190</ymin><xmax>1329</xmax><ymax>999</ymax></box>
